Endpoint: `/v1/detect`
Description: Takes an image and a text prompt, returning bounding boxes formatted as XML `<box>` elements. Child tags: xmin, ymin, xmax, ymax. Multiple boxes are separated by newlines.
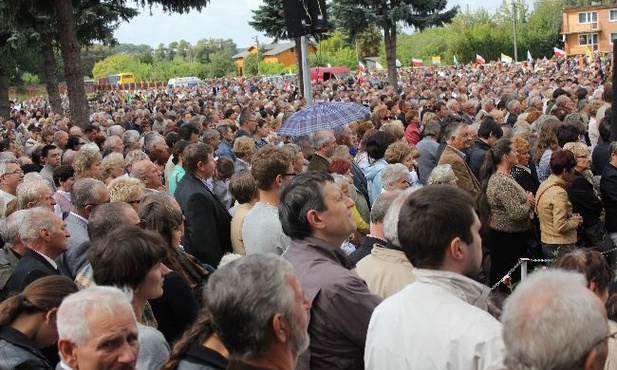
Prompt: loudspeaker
<box><xmin>282</xmin><ymin>0</ymin><xmax>329</xmax><ymax>38</ymax></box>
<box><xmin>307</xmin><ymin>0</ymin><xmax>329</xmax><ymax>34</ymax></box>
<box><xmin>282</xmin><ymin>0</ymin><xmax>311</xmax><ymax>38</ymax></box>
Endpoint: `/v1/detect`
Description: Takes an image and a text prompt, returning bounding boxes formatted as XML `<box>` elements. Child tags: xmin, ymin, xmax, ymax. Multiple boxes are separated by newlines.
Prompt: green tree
<box><xmin>250</xmin><ymin>0</ymin><xmax>312</xmax><ymax>92</ymax></box>
<box><xmin>243</xmin><ymin>53</ymin><xmax>259</xmax><ymax>76</ymax></box>
<box><xmin>208</xmin><ymin>50</ymin><xmax>236</xmax><ymax>77</ymax></box>
<box><xmin>332</xmin><ymin>0</ymin><xmax>458</xmax><ymax>88</ymax></box>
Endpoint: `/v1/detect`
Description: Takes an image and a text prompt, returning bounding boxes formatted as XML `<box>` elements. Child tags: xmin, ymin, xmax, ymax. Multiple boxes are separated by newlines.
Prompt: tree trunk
<box><xmin>0</xmin><ymin>63</ymin><xmax>9</xmax><ymax>119</ymax></box>
<box><xmin>53</xmin><ymin>0</ymin><xmax>88</xmax><ymax>128</ymax></box>
<box><xmin>383</xmin><ymin>23</ymin><xmax>398</xmax><ymax>91</ymax></box>
<box><xmin>39</xmin><ymin>32</ymin><xmax>62</xmax><ymax>115</ymax></box>
<box><xmin>295</xmin><ymin>37</ymin><xmax>305</xmax><ymax>97</ymax></box>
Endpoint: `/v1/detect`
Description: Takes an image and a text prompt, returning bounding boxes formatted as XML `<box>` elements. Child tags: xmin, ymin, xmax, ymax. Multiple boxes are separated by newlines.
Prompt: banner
<box><xmin>476</xmin><ymin>54</ymin><xmax>486</xmax><ymax>64</ymax></box>
<box><xmin>432</xmin><ymin>56</ymin><xmax>441</xmax><ymax>65</ymax></box>
<box><xmin>527</xmin><ymin>50</ymin><xmax>533</xmax><ymax>63</ymax></box>
<box><xmin>553</xmin><ymin>47</ymin><xmax>566</xmax><ymax>57</ymax></box>
<box><xmin>412</xmin><ymin>58</ymin><xmax>423</xmax><ymax>66</ymax></box>
<box><xmin>500</xmin><ymin>53</ymin><xmax>513</xmax><ymax>64</ymax></box>
<box><xmin>358</xmin><ymin>61</ymin><xmax>365</xmax><ymax>71</ymax></box>
<box><xmin>453</xmin><ymin>55</ymin><xmax>459</xmax><ymax>65</ymax></box>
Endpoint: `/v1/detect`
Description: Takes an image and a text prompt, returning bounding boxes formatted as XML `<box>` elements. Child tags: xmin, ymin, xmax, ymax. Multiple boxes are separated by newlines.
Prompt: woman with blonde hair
<box><xmin>232</xmin><ymin>136</ymin><xmax>256</xmax><ymax>173</ymax></box>
<box><xmin>0</xmin><ymin>276</ymin><xmax>78</xmax><ymax>369</ymax></box>
<box><xmin>101</xmin><ymin>152</ymin><xmax>125</xmax><ymax>184</ymax></box>
<box><xmin>371</xmin><ymin>104</ymin><xmax>392</xmax><ymax>129</ymax></box>
<box><xmin>384</xmin><ymin>141</ymin><xmax>421</xmax><ymax>186</ymax></box>
<box><xmin>563</xmin><ymin>141</ymin><xmax>605</xmax><ymax>250</ymax></box>
<box><xmin>72</xmin><ymin>145</ymin><xmax>104</xmax><ymax>181</ymax></box>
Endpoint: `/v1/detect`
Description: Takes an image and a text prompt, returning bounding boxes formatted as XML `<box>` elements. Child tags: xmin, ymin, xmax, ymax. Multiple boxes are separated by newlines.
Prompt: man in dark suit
<box><xmin>4</xmin><ymin>207</ymin><xmax>70</xmax><ymax>295</ymax></box>
<box><xmin>175</xmin><ymin>143</ymin><xmax>232</xmax><ymax>267</ymax></box>
<box><xmin>56</xmin><ymin>178</ymin><xmax>109</xmax><ymax>279</ymax></box>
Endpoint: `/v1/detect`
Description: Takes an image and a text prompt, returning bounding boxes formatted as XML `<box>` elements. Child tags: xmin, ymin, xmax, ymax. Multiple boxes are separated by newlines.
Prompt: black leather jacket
<box><xmin>0</xmin><ymin>325</ymin><xmax>52</xmax><ymax>370</ymax></box>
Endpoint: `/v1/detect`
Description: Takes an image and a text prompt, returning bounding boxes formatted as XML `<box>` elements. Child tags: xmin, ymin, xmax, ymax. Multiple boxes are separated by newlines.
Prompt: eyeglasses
<box><xmin>4</xmin><ymin>169</ymin><xmax>23</xmax><ymax>176</ymax></box>
<box><xmin>281</xmin><ymin>173</ymin><xmax>298</xmax><ymax>177</ymax></box>
<box><xmin>127</xmin><ymin>198</ymin><xmax>144</xmax><ymax>205</ymax></box>
<box><xmin>384</xmin><ymin>116</ymin><xmax>394</xmax><ymax>121</ymax></box>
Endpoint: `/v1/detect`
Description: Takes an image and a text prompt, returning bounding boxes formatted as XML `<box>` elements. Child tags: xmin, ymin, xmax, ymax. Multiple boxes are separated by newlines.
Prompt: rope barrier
<box><xmin>490</xmin><ymin>247</ymin><xmax>617</xmax><ymax>291</ymax></box>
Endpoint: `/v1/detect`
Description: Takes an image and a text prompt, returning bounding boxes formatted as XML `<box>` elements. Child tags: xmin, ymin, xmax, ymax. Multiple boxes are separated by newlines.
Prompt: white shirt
<box><xmin>365</xmin><ymin>269</ymin><xmax>504</xmax><ymax>370</ymax></box>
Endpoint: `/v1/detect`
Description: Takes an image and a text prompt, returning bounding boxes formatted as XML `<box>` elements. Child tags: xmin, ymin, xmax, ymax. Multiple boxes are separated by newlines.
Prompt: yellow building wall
<box><xmin>234</xmin><ymin>45</ymin><xmax>316</xmax><ymax>75</ymax></box>
<box><xmin>562</xmin><ymin>7</ymin><xmax>617</xmax><ymax>55</ymax></box>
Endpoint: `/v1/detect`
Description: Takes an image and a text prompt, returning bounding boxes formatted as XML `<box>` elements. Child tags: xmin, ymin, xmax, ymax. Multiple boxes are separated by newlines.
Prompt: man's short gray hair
<box><xmin>381</xmin><ymin>163</ymin><xmax>409</xmax><ymax>189</ymax></box>
<box><xmin>0</xmin><ymin>209</ymin><xmax>27</xmax><ymax>245</ymax></box>
<box><xmin>204</xmin><ymin>254</ymin><xmax>299</xmax><ymax>360</ymax></box>
<box><xmin>427</xmin><ymin>164</ymin><xmax>456</xmax><ymax>185</ymax></box>
<box><xmin>57</xmin><ymin>285</ymin><xmax>135</xmax><ymax>347</ymax></box>
<box><xmin>122</xmin><ymin>130</ymin><xmax>141</xmax><ymax>146</ymax></box>
<box><xmin>72</xmin><ymin>178</ymin><xmax>107</xmax><ymax>209</ymax></box>
<box><xmin>370</xmin><ymin>191</ymin><xmax>400</xmax><ymax>225</ymax></box>
<box><xmin>501</xmin><ymin>269</ymin><xmax>608</xmax><ymax>370</ymax></box>
<box><xmin>311</xmin><ymin>130</ymin><xmax>332</xmax><ymax>151</ymax></box>
<box><xmin>0</xmin><ymin>159</ymin><xmax>17</xmax><ymax>177</ymax></box>
<box><xmin>107</xmin><ymin>124</ymin><xmax>125</xmax><ymax>137</ymax></box>
<box><xmin>202</xmin><ymin>128</ymin><xmax>220</xmax><ymax>141</ymax></box>
<box><xmin>16</xmin><ymin>180</ymin><xmax>47</xmax><ymax>210</ymax></box>
<box><xmin>143</xmin><ymin>132</ymin><xmax>165</xmax><ymax>153</ymax></box>
<box><xmin>382</xmin><ymin>187</ymin><xmax>420</xmax><ymax>246</ymax></box>
<box><xmin>19</xmin><ymin>207</ymin><xmax>59</xmax><ymax>243</ymax></box>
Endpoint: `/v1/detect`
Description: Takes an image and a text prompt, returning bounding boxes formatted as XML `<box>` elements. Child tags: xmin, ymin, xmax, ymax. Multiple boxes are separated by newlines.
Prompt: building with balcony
<box><xmin>232</xmin><ymin>41</ymin><xmax>316</xmax><ymax>76</ymax></box>
<box><xmin>561</xmin><ymin>3</ymin><xmax>617</xmax><ymax>55</ymax></box>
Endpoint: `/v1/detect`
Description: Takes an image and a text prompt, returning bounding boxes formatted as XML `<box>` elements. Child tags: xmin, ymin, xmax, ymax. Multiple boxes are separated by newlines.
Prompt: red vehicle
<box><xmin>310</xmin><ymin>67</ymin><xmax>351</xmax><ymax>81</ymax></box>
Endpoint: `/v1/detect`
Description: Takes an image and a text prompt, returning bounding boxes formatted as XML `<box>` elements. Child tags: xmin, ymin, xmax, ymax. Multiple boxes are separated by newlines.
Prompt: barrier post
<box><xmin>520</xmin><ymin>258</ymin><xmax>529</xmax><ymax>281</ymax></box>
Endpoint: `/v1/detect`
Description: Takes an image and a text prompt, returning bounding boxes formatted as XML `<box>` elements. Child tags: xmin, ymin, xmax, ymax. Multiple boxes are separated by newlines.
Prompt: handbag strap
<box><xmin>535</xmin><ymin>184</ymin><xmax>559</xmax><ymax>214</ymax></box>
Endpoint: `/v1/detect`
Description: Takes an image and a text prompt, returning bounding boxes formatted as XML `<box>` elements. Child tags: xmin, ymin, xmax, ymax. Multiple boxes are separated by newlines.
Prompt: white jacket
<box><xmin>365</xmin><ymin>269</ymin><xmax>504</xmax><ymax>370</ymax></box>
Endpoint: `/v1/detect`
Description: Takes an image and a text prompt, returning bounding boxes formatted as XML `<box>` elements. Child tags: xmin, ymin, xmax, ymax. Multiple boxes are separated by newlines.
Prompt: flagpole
<box><xmin>512</xmin><ymin>0</ymin><xmax>518</xmax><ymax>62</ymax></box>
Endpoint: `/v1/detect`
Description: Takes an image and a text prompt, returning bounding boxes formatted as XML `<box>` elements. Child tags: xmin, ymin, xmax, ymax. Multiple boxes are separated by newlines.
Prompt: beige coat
<box><xmin>356</xmin><ymin>246</ymin><xmax>415</xmax><ymax>299</ymax></box>
<box><xmin>535</xmin><ymin>174</ymin><xmax>579</xmax><ymax>245</ymax></box>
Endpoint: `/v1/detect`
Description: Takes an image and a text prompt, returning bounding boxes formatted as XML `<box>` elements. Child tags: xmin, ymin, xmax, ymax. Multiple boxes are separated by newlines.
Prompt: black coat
<box><xmin>592</xmin><ymin>141</ymin><xmax>610</xmax><ymax>176</ymax></box>
<box><xmin>4</xmin><ymin>249</ymin><xmax>60</xmax><ymax>296</ymax></box>
<box><xmin>175</xmin><ymin>173</ymin><xmax>232</xmax><ymax>267</ymax></box>
<box><xmin>0</xmin><ymin>325</ymin><xmax>52</xmax><ymax>370</ymax></box>
<box><xmin>468</xmin><ymin>138</ymin><xmax>491</xmax><ymax>180</ymax></box>
<box><xmin>567</xmin><ymin>170</ymin><xmax>603</xmax><ymax>228</ymax></box>
<box><xmin>601</xmin><ymin>163</ymin><xmax>617</xmax><ymax>232</ymax></box>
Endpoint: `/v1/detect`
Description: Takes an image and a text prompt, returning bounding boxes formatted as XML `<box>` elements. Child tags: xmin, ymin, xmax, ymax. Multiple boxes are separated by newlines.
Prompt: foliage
<box><xmin>308</xmin><ymin>30</ymin><xmax>358</xmax><ymax>68</ymax></box>
<box><xmin>249</xmin><ymin>0</ymin><xmax>287</xmax><ymax>40</ymax></box>
<box><xmin>258</xmin><ymin>62</ymin><xmax>293</xmax><ymax>75</ymax></box>
<box><xmin>20</xmin><ymin>72</ymin><xmax>40</xmax><ymax>85</ymax></box>
<box><xmin>243</xmin><ymin>53</ymin><xmax>259</xmax><ymax>76</ymax></box>
<box><xmin>332</xmin><ymin>0</ymin><xmax>459</xmax><ymax>86</ymax></box>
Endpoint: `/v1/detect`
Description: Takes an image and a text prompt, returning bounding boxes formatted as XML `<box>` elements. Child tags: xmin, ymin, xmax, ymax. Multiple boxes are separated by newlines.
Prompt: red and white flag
<box><xmin>476</xmin><ymin>54</ymin><xmax>485</xmax><ymax>64</ymax></box>
<box><xmin>358</xmin><ymin>61</ymin><xmax>365</xmax><ymax>71</ymax></box>
<box><xmin>553</xmin><ymin>47</ymin><xmax>566</xmax><ymax>57</ymax></box>
<box><xmin>412</xmin><ymin>58</ymin><xmax>423</xmax><ymax>66</ymax></box>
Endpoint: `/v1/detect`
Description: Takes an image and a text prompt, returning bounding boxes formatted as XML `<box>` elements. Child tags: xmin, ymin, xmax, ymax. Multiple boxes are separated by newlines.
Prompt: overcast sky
<box><xmin>114</xmin><ymin>0</ymin><xmax>521</xmax><ymax>49</ymax></box>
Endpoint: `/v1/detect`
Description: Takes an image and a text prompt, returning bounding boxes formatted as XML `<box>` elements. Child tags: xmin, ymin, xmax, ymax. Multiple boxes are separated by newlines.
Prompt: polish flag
<box><xmin>412</xmin><ymin>58</ymin><xmax>423</xmax><ymax>66</ymax></box>
<box><xmin>553</xmin><ymin>47</ymin><xmax>566</xmax><ymax>57</ymax></box>
<box><xmin>476</xmin><ymin>54</ymin><xmax>486</xmax><ymax>64</ymax></box>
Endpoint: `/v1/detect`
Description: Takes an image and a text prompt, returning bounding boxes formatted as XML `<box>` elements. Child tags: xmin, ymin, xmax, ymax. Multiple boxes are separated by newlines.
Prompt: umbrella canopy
<box><xmin>278</xmin><ymin>102</ymin><xmax>370</xmax><ymax>137</ymax></box>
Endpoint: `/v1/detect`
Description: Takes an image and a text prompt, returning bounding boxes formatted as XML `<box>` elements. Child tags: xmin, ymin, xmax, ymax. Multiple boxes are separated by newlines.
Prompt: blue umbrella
<box><xmin>278</xmin><ymin>102</ymin><xmax>370</xmax><ymax>137</ymax></box>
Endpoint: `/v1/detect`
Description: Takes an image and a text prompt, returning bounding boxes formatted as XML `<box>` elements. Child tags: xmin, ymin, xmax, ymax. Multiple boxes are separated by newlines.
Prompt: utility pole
<box><xmin>253</xmin><ymin>36</ymin><xmax>260</xmax><ymax>75</ymax></box>
<box><xmin>512</xmin><ymin>1</ymin><xmax>518</xmax><ymax>62</ymax></box>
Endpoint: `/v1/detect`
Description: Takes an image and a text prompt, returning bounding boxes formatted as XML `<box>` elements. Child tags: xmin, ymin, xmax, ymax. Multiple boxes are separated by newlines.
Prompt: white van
<box><xmin>167</xmin><ymin>77</ymin><xmax>206</xmax><ymax>89</ymax></box>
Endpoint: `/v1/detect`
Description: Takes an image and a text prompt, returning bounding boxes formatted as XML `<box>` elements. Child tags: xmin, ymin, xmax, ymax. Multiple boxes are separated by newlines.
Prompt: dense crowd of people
<box><xmin>0</xmin><ymin>55</ymin><xmax>616</xmax><ymax>369</ymax></box>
